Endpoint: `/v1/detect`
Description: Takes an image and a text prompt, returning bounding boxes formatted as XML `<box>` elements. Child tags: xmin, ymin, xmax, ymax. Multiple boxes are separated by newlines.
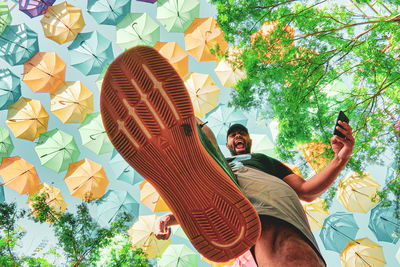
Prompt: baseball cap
<box><xmin>226</xmin><ymin>124</ymin><xmax>249</xmax><ymax>138</ymax></box>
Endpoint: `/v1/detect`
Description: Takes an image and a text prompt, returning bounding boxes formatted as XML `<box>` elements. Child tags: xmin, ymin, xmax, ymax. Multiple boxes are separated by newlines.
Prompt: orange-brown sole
<box><xmin>100</xmin><ymin>46</ymin><xmax>260</xmax><ymax>262</ymax></box>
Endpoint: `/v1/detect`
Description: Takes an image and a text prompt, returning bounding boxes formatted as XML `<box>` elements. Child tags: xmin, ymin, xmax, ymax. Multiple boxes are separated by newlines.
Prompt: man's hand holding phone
<box><xmin>331</xmin><ymin>111</ymin><xmax>355</xmax><ymax>163</ymax></box>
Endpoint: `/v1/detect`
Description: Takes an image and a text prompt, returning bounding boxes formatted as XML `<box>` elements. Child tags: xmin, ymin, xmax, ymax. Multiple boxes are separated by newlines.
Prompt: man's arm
<box><xmin>283</xmin><ymin>121</ymin><xmax>355</xmax><ymax>202</ymax></box>
<box><xmin>154</xmin><ymin>212</ymin><xmax>179</xmax><ymax>240</ymax></box>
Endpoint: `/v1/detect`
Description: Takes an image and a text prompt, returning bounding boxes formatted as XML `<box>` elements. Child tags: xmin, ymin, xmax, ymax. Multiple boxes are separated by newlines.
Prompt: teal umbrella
<box><xmin>0</xmin><ymin>2</ymin><xmax>11</xmax><ymax>34</ymax></box>
<box><xmin>87</xmin><ymin>0</ymin><xmax>131</xmax><ymax>25</ymax></box>
<box><xmin>68</xmin><ymin>31</ymin><xmax>114</xmax><ymax>76</ymax></box>
<box><xmin>158</xmin><ymin>244</ymin><xmax>198</xmax><ymax>267</ymax></box>
<box><xmin>110</xmin><ymin>151</ymin><xmax>143</xmax><ymax>185</ymax></box>
<box><xmin>78</xmin><ymin>112</ymin><xmax>114</xmax><ymax>155</ymax></box>
<box><xmin>0</xmin><ymin>23</ymin><xmax>39</xmax><ymax>66</ymax></box>
<box><xmin>0</xmin><ymin>69</ymin><xmax>21</xmax><ymax>110</ymax></box>
<box><xmin>157</xmin><ymin>0</ymin><xmax>200</xmax><ymax>32</ymax></box>
<box><xmin>369</xmin><ymin>202</ymin><xmax>400</xmax><ymax>243</ymax></box>
<box><xmin>34</xmin><ymin>129</ymin><xmax>80</xmax><ymax>173</ymax></box>
<box><xmin>0</xmin><ymin>185</ymin><xmax>4</xmax><ymax>203</ymax></box>
<box><xmin>116</xmin><ymin>12</ymin><xmax>160</xmax><ymax>50</ymax></box>
<box><xmin>0</xmin><ymin>126</ymin><xmax>13</xmax><ymax>163</ymax></box>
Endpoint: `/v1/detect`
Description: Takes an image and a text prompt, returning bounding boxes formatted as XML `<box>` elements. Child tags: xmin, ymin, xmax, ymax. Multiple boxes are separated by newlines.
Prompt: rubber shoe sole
<box><xmin>100</xmin><ymin>46</ymin><xmax>261</xmax><ymax>262</ymax></box>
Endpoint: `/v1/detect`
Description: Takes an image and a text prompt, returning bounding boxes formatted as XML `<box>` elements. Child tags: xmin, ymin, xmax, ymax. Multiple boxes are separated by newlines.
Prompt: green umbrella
<box><xmin>156</xmin><ymin>0</ymin><xmax>200</xmax><ymax>32</ymax></box>
<box><xmin>0</xmin><ymin>2</ymin><xmax>11</xmax><ymax>35</ymax></box>
<box><xmin>78</xmin><ymin>112</ymin><xmax>114</xmax><ymax>155</ymax></box>
<box><xmin>116</xmin><ymin>12</ymin><xmax>160</xmax><ymax>50</ymax></box>
<box><xmin>34</xmin><ymin>129</ymin><xmax>80</xmax><ymax>173</ymax></box>
<box><xmin>96</xmin><ymin>64</ymin><xmax>109</xmax><ymax>91</ymax></box>
<box><xmin>0</xmin><ymin>126</ymin><xmax>13</xmax><ymax>163</ymax></box>
<box><xmin>158</xmin><ymin>244</ymin><xmax>198</xmax><ymax>267</ymax></box>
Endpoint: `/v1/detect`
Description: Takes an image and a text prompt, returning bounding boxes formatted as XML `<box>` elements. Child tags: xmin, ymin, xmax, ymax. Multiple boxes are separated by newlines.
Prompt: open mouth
<box><xmin>234</xmin><ymin>139</ymin><xmax>245</xmax><ymax>150</ymax></box>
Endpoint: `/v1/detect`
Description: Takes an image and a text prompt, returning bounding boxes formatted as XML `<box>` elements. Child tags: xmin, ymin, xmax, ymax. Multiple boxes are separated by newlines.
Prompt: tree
<box><xmin>211</xmin><ymin>0</ymin><xmax>400</xmax><ymax>206</ymax></box>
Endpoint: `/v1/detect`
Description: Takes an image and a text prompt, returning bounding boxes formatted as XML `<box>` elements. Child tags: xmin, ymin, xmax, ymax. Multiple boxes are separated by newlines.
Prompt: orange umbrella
<box><xmin>6</xmin><ymin>97</ymin><xmax>49</xmax><ymax>141</ymax></box>
<box><xmin>140</xmin><ymin>180</ymin><xmax>170</xmax><ymax>213</ymax></box>
<box><xmin>64</xmin><ymin>158</ymin><xmax>108</xmax><ymax>201</ymax></box>
<box><xmin>184</xmin><ymin>17</ymin><xmax>228</xmax><ymax>62</ymax></box>
<box><xmin>154</xmin><ymin>41</ymin><xmax>189</xmax><ymax>77</ymax></box>
<box><xmin>22</xmin><ymin>52</ymin><xmax>66</xmax><ymax>93</ymax></box>
<box><xmin>301</xmin><ymin>198</ymin><xmax>330</xmax><ymax>232</ymax></box>
<box><xmin>298</xmin><ymin>141</ymin><xmax>332</xmax><ymax>173</ymax></box>
<box><xmin>0</xmin><ymin>156</ymin><xmax>40</xmax><ymax>194</ymax></box>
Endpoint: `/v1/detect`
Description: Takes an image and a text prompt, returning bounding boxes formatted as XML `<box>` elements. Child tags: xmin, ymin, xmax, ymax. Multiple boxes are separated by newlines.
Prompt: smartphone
<box><xmin>333</xmin><ymin>111</ymin><xmax>349</xmax><ymax>138</ymax></box>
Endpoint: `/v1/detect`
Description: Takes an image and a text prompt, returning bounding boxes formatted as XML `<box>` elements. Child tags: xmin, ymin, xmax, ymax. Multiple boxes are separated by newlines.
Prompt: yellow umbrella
<box><xmin>184</xmin><ymin>17</ymin><xmax>228</xmax><ymax>62</ymax></box>
<box><xmin>201</xmin><ymin>256</ymin><xmax>234</xmax><ymax>267</ymax></box>
<box><xmin>22</xmin><ymin>52</ymin><xmax>66</xmax><ymax>93</ymax></box>
<box><xmin>128</xmin><ymin>214</ymin><xmax>171</xmax><ymax>258</ymax></box>
<box><xmin>214</xmin><ymin>57</ymin><xmax>246</xmax><ymax>88</ymax></box>
<box><xmin>183</xmin><ymin>72</ymin><xmax>220</xmax><ymax>118</ymax></box>
<box><xmin>140</xmin><ymin>180</ymin><xmax>170</xmax><ymax>213</ymax></box>
<box><xmin>40</xmin><ymin>1</ymin><xmax>85</xmax><ymax>44</ymax></box>
<box><xmin>340</xmin><ymin>238</ymin><xmax>386</xmax><ymax>267</ymax></box>
<box><xmin>337</xmin><ymin>172</ymin><xmax>381</xmax><ymax>213</ymax></box>
<box><xmin>153</xmin><ymin>41</ymin><xmax>189</xmax><ymax>77</ymax></box>
<box><xmin>64</xmin><ymin>158</ymin><xmax>108</xmax><ymax>201</ymax></box>
<box><xmin>301</xmin><ymin>198</ymin><xmax>330</xmax><ymax>232</ymax></box>
<box><xmin>50</xmin><ymin>81</ymin><xmax>94</xmax><ymax>124</ymax></box>
<box><xmin>27</xmin><ymin>183</ymin><xmax>67</xmax><ymax>223</ymax></box>
<box><xmin>0</xmin><ymin>156</ymin><xmax>40</xmax><ymax>195</ymax></box>
<box><xmin>298</xmin><ymin>141</ymin><xmax>333</xmax><ymax>174</ymax></box>
<box><xmin>6</xmin><ymin>97</ymin><xmax>49</xmax><ymax>141</ymax></box>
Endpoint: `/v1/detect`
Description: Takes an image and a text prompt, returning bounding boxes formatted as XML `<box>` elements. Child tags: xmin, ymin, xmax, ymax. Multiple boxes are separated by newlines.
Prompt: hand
<box><xmin>331</xmin><ymin>121</ymin><xmax>355</xmax><ymax>162</ymax></box>
<box><xmin>154</xmin><ymin>214</ymin><xmax>172</xmax><ymax>240</ymax></box>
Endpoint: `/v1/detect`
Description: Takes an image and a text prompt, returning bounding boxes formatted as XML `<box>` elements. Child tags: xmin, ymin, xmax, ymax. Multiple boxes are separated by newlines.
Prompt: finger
<box><xmin>338</xmin><ymin>121</ymin><xmax>353</xmax><ymax>132</ymax></box>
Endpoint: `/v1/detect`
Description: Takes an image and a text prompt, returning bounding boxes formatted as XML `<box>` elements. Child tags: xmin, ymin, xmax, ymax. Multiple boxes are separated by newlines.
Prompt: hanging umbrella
<box><xmin>0</xmin><ymin>69</ymin><xmax>21</xmax><ymax>110</ymax></box>
<box><xmin>204</xmin><ymin>104</ymin><xmax>248</xmax><ymax>144</ymax></box>
<box><xmin>128</xmin><ymin>214</ymin><xmax>171</xmax><ymax>258</ymax></box>
<box><xmin>40</xmin><ymin>1</ymin><xmax>85</xmax><ymax>44</ymax></box>
<box><xmin>50</xmin><ymin>81</ymin><xmax>94</xmax><ymax>124</ymax></box>
<box><xmin>0</xmin><ymin>156</ymin><xmax>40</xmax><ymax>195</ymax></box>
<box><xmin>96</xmin><ymin>64</ymin><xmax>109</xmax><ymax>91</ymax></box>
<box><xmin>0</xmin><ymin>127</ymin><xmax>13</xmax><ymax>163</ymax></box>
<box><xmin>64</xmin><ymin>158</ymin><xmax>109</xmax><ymax>201</ymax></box>
<box><xmin>116</xmin><ymin>12</ymin><xmax>160</xmax><ymax>50</ymax></box>
<box><xmin>170</xmin><ymin>225</ymin><xmax>189</xmax><ymax>240</ymax></box>
<box><xmin>96</xmin><ymin>189</ymin><xmax>139</xmax><ymax>227</ymax></box>
<box><xmin>214</xmin><ymin>57</ymin><xmax>246</xmax><ymax>88</ymax></box>
<box><xmin>78</xmin><ymin>112</ymin><xmax>114</xmax><ymax>155</ymax></box>
<box><xmin>109</xmin><ymin>151</ymin><xmax>143</xmax><ymax>185</ymax></box>
<box><xmin>140</xmin><ymin>180</ymin><xmax>170</xmax><ymax>213</ymax></box>
<box><xmin>0</xmin><ymin>185</ymin><xmax>4</xmax><ymax>203</ymax></box>
<box><xmin>157</xmin><ymin>0</ymin><xmax>200</xmax><ymax>33</ymax></box>
<box><xmin>184</xmin><ymin>72</ymin><xmax>220</xmax><ymax>118</ymax></box>
<box><xmin>158</xmin><ymin>244</ymin><xmax>198</xmax><ymax>267</ymax></box>
<box><xmin>6</xmin><ymin>97</ymin><xmax>49</xmax><ymax>141</ymax></box>
<box><xmin>368</xmin><ymin>202</ymin><xmax>400</xmax><ymax>243</ymax></box>
<box><xmin>34</xmin><ymin>128</ymin><xmax>80</xmax><ymax>173</ymax></box>
<box><xmin>154</xmin><ymin>41</ymin><xmax>188</xmax><ymax>77</ymax></box>
<box><xmin>68</xmin><ymin>31</ymin><xmax>114</xmax><ymax>76</ymax></box>
<box><xmin>298</xmin><ymin>141</ymin><xmax>332</xmax><ymax>174</ymax></box>
<box><xmin>340</xmin><ymin>238</ymin><xmax>386</xmax><ymax>267</ymax></box>
<box><xmin>87</xmin><ymin>0</ymin><xmax>131</xmax><ymax>25</ymax></box>
<box><xmin>184</xmin><ymin>17</ymin><xmax>228</xmax><ymax>62</ymax></box>
<box><xmin>19</xmin><ymin>0</ymin><xmax>55</xmax><ymax>18</ymax></box>
<box><xmin>249</xmin><ymin>134</ymin><xmax>275</xmax><ymax>157</ymax></box>
<box><xmin>319</xmin><ymin>212</ymin><xmax>359</xmax><ymax>253</ymax></box>
<box><xmin>0</xmin><ymin>23</ymin><xmax>39</xmax><ymax>66</ymax></box>
<box><xmin>337</xmin><ymin>172</ymin><xmax>381</xmax><ymax>213</ymax></box>
<box><xmin>23</xmin><ymin>51</ymin><xmax>66</xmax><ymax>93</ymax></box>
<box><xmin>201</xmin><ymin>255</ymin><xmax>234</xmax><ymax>267</ymax></box>
<box><xmin>0</xmin><ymin>2</ymin><xmax>11</xmax><ymax>34</ymax></box>
<box><xmin>301</xmin><ymin>198</ymin><xmax>329</xmax><ymax>232</ymax></box>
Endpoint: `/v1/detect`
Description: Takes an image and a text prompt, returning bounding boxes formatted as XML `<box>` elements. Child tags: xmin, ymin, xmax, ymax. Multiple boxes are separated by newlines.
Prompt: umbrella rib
<box><xmin>354</xmin><ymin>252</ymin><xmax>372</xmax><ymax>267</ymax></box>
<box><xmin>46</xmin><ymin>8</ymin><xmax>76</xmax><ymax>36</ymax></box>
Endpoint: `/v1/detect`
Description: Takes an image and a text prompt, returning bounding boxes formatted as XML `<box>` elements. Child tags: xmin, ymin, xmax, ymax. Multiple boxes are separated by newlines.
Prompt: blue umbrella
<box><xmin>320</xmin><ymin>212</ymin><xmax>359</xmax><ymax>253</ymax></box>
<box><xmin>0</xmin><ymin>23</ymin><xmax>39</xmax><ymax>66</ymax></box>
<box><xmin>19</xmin><ymin>0</ymin><xmax>55</xmax><ymax>18</ymax></box>
<box><xmin>68</xmin><ymin>31</ymin><xmax>114</xmax><ymax>75</ymax></box>
<box><xmin>0</xmin><ymin>185</ymin><xmax>4</xmax><ymax>203</ymax></box>
<box><xmin>110</xmin><ymin>151</ymin><xmax>144</xmax><ymax>185</ymax></box>
<box><xmin>369</xmin><ymin>202</ymin><xmax>400</xmax><ymax>243</ymax></box>
<box><xmin>87</xmin><ymin>0</ymin><xmax>131</xmax><ymax>25</ymax></box>
<box><xmin>0</xmin><ymin>126</ymin><xmax>14</xmax><ymax>163</ymax></box>
<box><xmin>0</xmin><ymin>69</ymin><xmax>21</xmax><ymax>110</ymax></box>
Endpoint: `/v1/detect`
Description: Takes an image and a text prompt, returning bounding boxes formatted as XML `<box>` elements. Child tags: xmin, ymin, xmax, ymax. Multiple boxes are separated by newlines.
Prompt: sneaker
<box><xmin>100</xmin><ymin>46</ymin><xmax>261</xmax><ymax>262</ymax></box>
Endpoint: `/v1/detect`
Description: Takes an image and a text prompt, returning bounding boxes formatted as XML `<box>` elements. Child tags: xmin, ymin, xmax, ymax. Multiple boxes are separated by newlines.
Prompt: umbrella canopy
<box><xmin>116</xmin><ymin>12</ymin><xmax>160</xmax><ymax>50</ymax></box>
<box><xmin>40</xmin><ymin>1</ymin><xmax>85</xmax><ymax>44</ymax></box>
<box><xmin>154</xmin><ymin>41</ymin><xmax>188</xmax><ymax>77</ymax></box>
<box><xmin>22</xmin><ymin>51</ymin><xmax>66</xmax><ymax>93</ymax></box>
<box><xmin>68</xmin><ymin>31</ymin><xmax>114</xmax><ymax>76</ymax></box>
<box><xmin>96</xmin><ymin>65</ymin><xmax>109</xmax><ymax>91</ymax></box>
<box><xmin>368</xmin><ymin>202</ymin><xmax>400</xmax><ymax>243</ymax></box>
<box><xmin>78</xmin><ymin>112</ymin><xmax>114</xmax><ymax>155</ymax></box>
<box><xmin>340</xmin><ymin>238</ymin><xmax>386</xmax><ymax>267</ymax></box>
<box><xmin>6</xmin><ymin>97</ymin><xmax>49</xmax><ymax>141</ymax></box>
<box><xmin>140</xmin><ymin>180</ymin><xmax>170</xmax><ymax>213</ymax></box>
<box><xmin>319</xmin><ymin>212</ymin><xmax>359</xmax><ymax>253</ymax></box>
<box><xmin>301</xmin><ymin>198</ymin><xmax>329</xmax><ymax>232</ymax></box>
<box><xmin>204</xmin><ymin>104</ymin><xmax>248</xmax><ymax>144</ymax></box>
<box><xmin>249</xmin><ymin>134</ymin><xmax>275</xmax><ymax>157</ymax></box>
<box><xmin>19</xmin><ymin>0</ymin><xmax>55</xmax><ymax>18</ymax></box>
<box><xmin>158</xmin><ymin>244</ymin><xmax>198</xmax><ymax>267</ymax></box>
<box><xmin>0</xmin><ymin>23</ymin><xmax>39</xmax><ymax>66</ymax></box>
<box><xmin>0</xmin><ymin>2</ymin><xmax>11</xmax><ymax>34</ymax></box>
<box><xmin>0</xmin><ymin>156</ymin><xmax>40</xmax><ymax>195</ymax></box>
<box><xmin>109</xmin><ymin>151</ymin><xmax>143</xmax><ymax>185</ymax></box>
<box><xmin>171</xmin><ymin>225</ymin><xmax>189</xmax><ymax>240</ymax></box>
<box><xmin>34</xmin><ymin>128</ymin><xmax>80</xmax><ymax>173</ymax></box>
<box><xmin>337</xmin><ymin>172</ymin><xmax>381</xmax><ymax>213</ymax></box>
<box><xmin>0</xmin><ymin>185</ymin><xmax>4</xmax><ymax>203</ymax></box>
<box><xmin>0</xmin><ymin>68</ymin><xmax>21</xmax><ymax>110</ymax></box>
<box><xmin>298</xmin><ymin>141</ymin><xmax>332</xmax><ymax>174</ymax></box>
<box><xmin>0</xmin><ymin>127</ymin><xmax>13</xmax><ymax>163</ymax></box>
<box><xmin>50</xmin><ymin>81</ymin><xmax>94</xmax><ymax>124</ymax></box>
<box><xmin>214</xmin><ymin>57</ymin><xmax>246</xmax><ymax>88</ymax></box>
<box><xmin>184</xmin><ymin>17</ymin><xmax>228</xmax><ymax>62</ymax></box>
<box><xmin>96</xmin><ymin>189</ymin><xmax>139</xmax><ymax>227</ymax></box>
<box><xmin>128</xmin><ymin>214</ymin><xmax>171</xmax><ymax>258</ymax></box>
<box><xmin>184</xmin><ymin>72</ymin><xmax>220</xmax><ymax>118</ymax></box>
<box><xmin>157</xmin><ymin>0</ymin><xmax>200</xmax><ymax>32</ymax></box>
<box><xmin>87</xmin><ymin>0</ymin><xmax>131</xmax><ymax>25</ymax></box>
<box><xmin>137</xmin><ymin>0</ymin><xmax>157</xmax><ymax>3</ymax></box>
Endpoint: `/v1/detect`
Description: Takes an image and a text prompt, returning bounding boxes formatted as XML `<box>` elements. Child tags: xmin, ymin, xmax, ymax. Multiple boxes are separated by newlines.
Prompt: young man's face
<box><xmin>226</xmin><ymin>130</ymin><xmax>252</xmax><ymax>156</ymax></box>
